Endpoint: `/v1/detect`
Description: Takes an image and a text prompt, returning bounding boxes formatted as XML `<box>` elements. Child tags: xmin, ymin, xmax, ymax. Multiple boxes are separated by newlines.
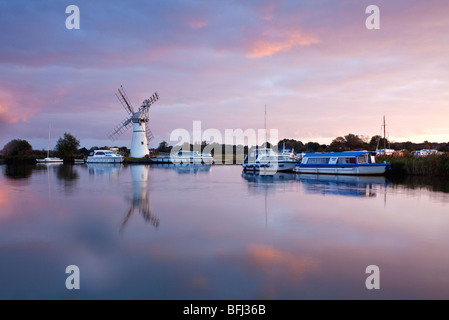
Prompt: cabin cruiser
<box><xmin>293</xmin><ymin>151</ymin><xmax>390</xmax><ymax>175</ymax></box>
<box><xmin>86</xmin><ymin>150</ymin><xmax>124</xmax><ymax>163</ymax></box>
<box><xmin>151</xmin><ymin>150</ymin><xmax>214</xmax><ymax>165</ymax></box>
<box><xmin>242</xmin><ymin>147</ymin><xmax>299</xmax><ymax>172</ymax></box>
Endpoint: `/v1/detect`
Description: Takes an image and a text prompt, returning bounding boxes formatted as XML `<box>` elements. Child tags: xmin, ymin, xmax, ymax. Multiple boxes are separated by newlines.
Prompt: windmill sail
<box><xmin>116</xmin><ymin>86</ymin><xmax>135</xmax><ymax>115</ymax></box>
<box><xmin>109</xmin><ymin>117</ymin><xmax>133</xmax><ymax>141</ymax></box>
<box><xmin>109</xmin><ymin>86</ymin><xmax>159</xmax><ymax>157</ymax></box>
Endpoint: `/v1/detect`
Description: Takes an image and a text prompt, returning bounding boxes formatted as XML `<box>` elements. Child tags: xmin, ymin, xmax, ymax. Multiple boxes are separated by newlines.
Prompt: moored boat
<box><xmin>242</xmin><ymin>147</ymin><xmax>299</xmax><ymax>173</ymax></box>
<box><xmin>151</xmin><ymin>150</ymin><xmax>214</xmax><ymax>165</ymax></box>
<box><xmin>36</xmin><ymin>157</ymin><xmax>63</xmax><ymax>163</ymax></box>
<box><xmin>86</xmin><ymin>150</ymin><xmax>124</xmax><ymax>163</ymax></box>
<box><xmin>293</xmin><ymin>151</ymin><xmax>390</xmax><ymax>175</ymax></box>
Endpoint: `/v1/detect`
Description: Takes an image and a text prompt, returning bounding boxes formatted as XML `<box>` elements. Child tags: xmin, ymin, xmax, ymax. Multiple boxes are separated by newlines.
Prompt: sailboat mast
<box><xmin>48</xmin><ymin>124</ymin><xmax>51</xmax><ymax>158</ymax></box>
<box><xmin>265</xmin><ymin>104</ymin><xmax>267</xmax><ymax>147</ymax></box>
<box><xmin>383</xmin><ymin>115</ymin><xmax>386</xmax><ymax>152</ymax></box>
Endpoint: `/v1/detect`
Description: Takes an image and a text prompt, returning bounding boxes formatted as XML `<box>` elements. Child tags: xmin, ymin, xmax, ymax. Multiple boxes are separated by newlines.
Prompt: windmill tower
<box><xmin>108</xmin><ymin>86</ymin><xmax>159</xmax><ymax>158</ymax></box>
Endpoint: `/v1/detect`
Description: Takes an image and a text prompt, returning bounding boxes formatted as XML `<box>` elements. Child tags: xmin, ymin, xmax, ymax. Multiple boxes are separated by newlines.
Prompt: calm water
<box><xmin>1</xmin><ymin>163</ymin><xmax>449</xmax><ymax>300</ymax></box>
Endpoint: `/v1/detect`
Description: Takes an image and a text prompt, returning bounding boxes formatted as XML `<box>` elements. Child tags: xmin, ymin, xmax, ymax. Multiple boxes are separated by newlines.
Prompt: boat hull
<box><xmin>36</xmin><ymin>158</ymin><xmax>63</xmax><ymax>163</ymax></box>
<box><xmin>151</xmin><ymin>156</ymin><xmax>214</xmax><ymax>165</ymax></box>
<box><xmin>86</xmin><ymin>157</ymin><xmax>123</xmax><ymax>163</ymax></box>
<box><xmin>242</xmin><ymin>161</ymin><xmax>297</xmax><ymax>172</ymax></box>
<box><xmin>293</xmin><ymin>164</ymin><xmax>389</xmax><ymax>175</ymax></box>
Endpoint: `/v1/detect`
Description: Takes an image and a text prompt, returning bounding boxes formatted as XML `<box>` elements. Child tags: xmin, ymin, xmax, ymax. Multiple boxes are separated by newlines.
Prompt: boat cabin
<box><xmin>301</xmin><ymin>151</ymin><xmax>377</xmax><ymax>165</ymax></box>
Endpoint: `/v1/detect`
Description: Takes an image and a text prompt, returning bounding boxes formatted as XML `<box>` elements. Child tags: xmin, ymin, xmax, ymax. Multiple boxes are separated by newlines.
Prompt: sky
<box><xmin>0</xmin><ymin>0</ymin><xmax>448</xmax><ymax>150</ymax></box>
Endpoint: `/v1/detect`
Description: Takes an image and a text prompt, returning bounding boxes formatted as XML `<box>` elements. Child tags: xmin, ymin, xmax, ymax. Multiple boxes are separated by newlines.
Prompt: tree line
<box><xmin>2</xmin><ymin>132</ymin><xmax>448</xmax><ymax>161</ymax></box>
<box><xmin>155</xmin><ymin>133</ymin><xmax>449</xmax><ymax>155</ymax></box>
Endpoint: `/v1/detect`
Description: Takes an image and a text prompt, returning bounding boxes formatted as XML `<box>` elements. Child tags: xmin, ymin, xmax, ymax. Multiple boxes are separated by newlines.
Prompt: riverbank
<box><xmin>377</xmin><ymin>154</ymin><xmax>449</xmax><ymax>177</ymax></box>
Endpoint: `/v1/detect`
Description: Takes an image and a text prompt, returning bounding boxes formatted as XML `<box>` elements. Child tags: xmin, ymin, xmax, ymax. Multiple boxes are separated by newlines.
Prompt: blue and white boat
<box><xmin>293</xmin><ymin>151</ymin><xmax>390</xmax><ymax>175</ymax></box>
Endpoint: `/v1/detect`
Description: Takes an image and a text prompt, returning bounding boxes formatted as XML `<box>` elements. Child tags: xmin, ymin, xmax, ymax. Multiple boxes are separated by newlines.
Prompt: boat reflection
<box><xmin>297</xmin><ymin>174</ymin><xmax>390</xmax><ymax>197</ymax></box>
<box><xmin>120</xmin><ymin>165</ymin><xmax>159</xmax><ymax>232</ymax></box>
<box><xmin>150</xmin><ymin>163</ymin><xmax>212</xmax><ymax>174</ymax></box>
<box><xmin>242</xmin><ymin>171</ymin><xmax>296</xmax><ymax>184</ymax></box>
<box><xmin>87</xmin><ymin>163</ymin><xmax>123</xmax><ymax>177</ymax></box>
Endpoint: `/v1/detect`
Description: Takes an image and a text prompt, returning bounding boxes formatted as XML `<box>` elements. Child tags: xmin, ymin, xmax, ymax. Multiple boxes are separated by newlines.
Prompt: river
<box><xmin>1</xmin><ymin>163</ymin><xmax>448</xmax><ymax>299</ymax></box>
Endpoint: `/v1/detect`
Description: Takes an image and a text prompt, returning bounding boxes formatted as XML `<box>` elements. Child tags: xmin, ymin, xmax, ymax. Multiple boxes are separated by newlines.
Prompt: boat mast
<box><xmin>48</xmin><ymin>124</ymin><xmax>51</xmax><ymax>158</ymax></box>
<box><xmin>265</xmin><ymin>104</ymin><xmax>267</xmax><ymax>148</ymax></box>
<box><xmin>383</xmin><ymin>115</ymin><xmax>386</xmax><ymax>153</ymax></box>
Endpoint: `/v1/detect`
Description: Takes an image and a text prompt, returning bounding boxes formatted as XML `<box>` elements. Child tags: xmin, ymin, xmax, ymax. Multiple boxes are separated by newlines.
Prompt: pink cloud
<box><xmin>187</xmin><ymin>20</ymin><xmax>208</xmax><ymax>29</ymax></box>
<box><xmin>246</xmin><ymin>29</ymin><xmax>319</xmax><ymax>58</ymax></box>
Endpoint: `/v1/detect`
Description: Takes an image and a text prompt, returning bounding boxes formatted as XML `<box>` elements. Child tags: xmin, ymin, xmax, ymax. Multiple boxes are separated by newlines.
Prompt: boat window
<box><xmin>357</xmin><ymin>155</ymin><xmax>367</xmax><ymax>164</ymax></box>
<box><xmin>96</xmin><ymin>152</ymin><xmax>105</xmax><ymax>156</ymax></box>
<box><xmin>89</xmin><ymin>152</ymin><xmax>94</xmax><ymax>156</ymax></box>
<box><xmin>337</xmin><ymin>157</ymin><xmax>356</xmax><ymax>164</ymax></box>
<box><xmin>307</xmin><ymin>157</ymin><xmax>330</xmax><ymax>164</ymax></box>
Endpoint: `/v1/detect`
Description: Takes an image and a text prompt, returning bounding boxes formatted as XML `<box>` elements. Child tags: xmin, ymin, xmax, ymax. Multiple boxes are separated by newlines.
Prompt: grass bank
<box><xmin>376</xmin><ymin>154</ymin><xmax>449</xmax><ymax>177</ymax></box>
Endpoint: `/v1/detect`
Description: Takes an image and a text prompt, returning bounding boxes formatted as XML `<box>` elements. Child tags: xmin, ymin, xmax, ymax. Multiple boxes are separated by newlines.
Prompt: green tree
<box><xmin>329</xmin><ymin>136</ymin><xmax>347</xmax><ymax>151</ymax></box>
<box><xmin>344</xmin><ymin>133</ymin><xmax>367</xmax><ymax>150</ymax></box>
<box><xmin>55</xmin><ymin>133</ymin><xmax>80</xmax><ymax>159</ymax></box>
<box><xmin>2</xmin><ymin>139</ymin><xmax>32</xmax><ymax>156</ymax></box>
<box><xmin>305</xmin><ymin>142</ymin><xmax>321</xmax><ymax>152</ymax></box>
<box><xmin>369</xmin><ymin>135</ymin><xmax>389</xmax><ymax>151</ymax></box>
<box><xmin>278</xmin><ymin>139</ymin><xmax>305</xmax><ymax>153</ymax></box>
<box><xmin>157</xmin><ymin>141</ymin><xmax>171</xmax><ymax>153</ymax></box>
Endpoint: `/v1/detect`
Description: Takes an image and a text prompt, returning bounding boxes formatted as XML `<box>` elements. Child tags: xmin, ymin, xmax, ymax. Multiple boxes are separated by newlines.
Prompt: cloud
<box><xmin>246</xmin><ymin>30</ymin><xmax>319</xmax><ymax>58</ymax></box>
<box><xmin>187</xmin><ymin>20</ymin><xmax>208</xmax><ymax>29</ymax></box>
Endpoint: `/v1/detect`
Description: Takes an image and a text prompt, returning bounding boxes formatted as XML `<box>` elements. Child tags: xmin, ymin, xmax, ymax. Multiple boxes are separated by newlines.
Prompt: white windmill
<box><xmin>109</xmin><ymin>86</ymin><xmax>159</xmax><ymax>158</ymax></box>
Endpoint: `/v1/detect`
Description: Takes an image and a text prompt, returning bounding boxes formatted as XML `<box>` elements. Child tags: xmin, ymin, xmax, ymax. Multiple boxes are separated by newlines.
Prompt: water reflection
<box><xmin>55</xmin><ymin>164</ymin><xmax>79</xmax><ymax>192</ymax></box>
<box><xmin>87</xmin><ymin>163</ymin><xmax>122</xmax><ymax>177</ymax></box>
<box><xmin>2</xmin><ymin>164</ymin><xmax>449</xmax><ymax>299</ymax></box>
<box><xmin>2</xmin><ymin>164</ymin><xmax>36</xmax><ymax>180</ymax></box>
<box><xmin>389</xmin><ymin>175</ymin><xmax>449</xmax><ymax>194</ymax></box>
<box><xmin>120</xmin><ymin>165</ymin><xmax>159</xmax><ymax>232</ymax></box>
<box><xmin>297</xmin><ymin>174</ymin><xmax>390</xmax><ymax>198</ymax></box>
<box><xmin>150</xmin><ymin>163</ymin><xmax>212</xmax><ymax>174</ymax></box>
<box><xmin>241</xmin><ymin>171</ymin><xmax>297</xmax><ymax>228</ymax></box>
<box><xmin>241</xmin><ymin>171</ymin><xmax>296</xmax><ymax>194</ymax></box>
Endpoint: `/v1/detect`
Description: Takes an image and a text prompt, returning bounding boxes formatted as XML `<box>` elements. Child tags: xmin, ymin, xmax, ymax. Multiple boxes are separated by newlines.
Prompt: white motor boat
<box><xmin>151</xmin><ymin>150</ymin><xmax>214</xmax><ymax>165</ymax></box>
<box><xmin>242</xmin><ymin>147</ymin><xmax>298</xmax><ymax>173</ymax></box>
<box><xmin>86</xmin><ymin>150</ymin><xmax>124</xmax><ymax>163</ymax></box>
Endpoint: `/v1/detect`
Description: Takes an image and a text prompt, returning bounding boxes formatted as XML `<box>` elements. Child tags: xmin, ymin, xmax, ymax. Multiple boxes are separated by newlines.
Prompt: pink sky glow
<box><xmin>0</xmin><ymin>0</ymin><xmax>448</xmax><ymax>150</ymax></box>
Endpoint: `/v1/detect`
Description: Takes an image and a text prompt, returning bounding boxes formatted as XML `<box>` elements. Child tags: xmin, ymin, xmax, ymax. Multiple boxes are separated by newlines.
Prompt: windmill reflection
<box><xmin>120</xmin><ymin>165</ymin><xmax>159</xmax><ymax>232</ymax></box>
